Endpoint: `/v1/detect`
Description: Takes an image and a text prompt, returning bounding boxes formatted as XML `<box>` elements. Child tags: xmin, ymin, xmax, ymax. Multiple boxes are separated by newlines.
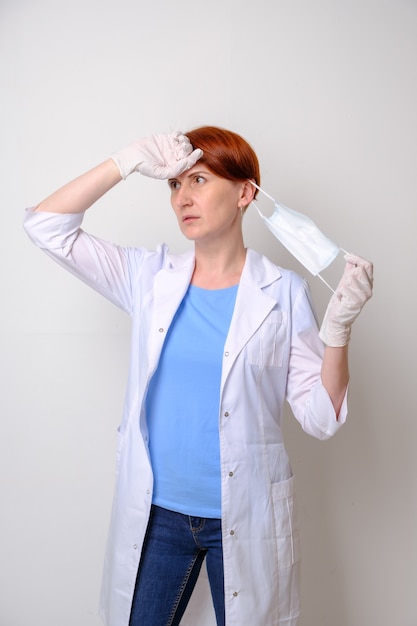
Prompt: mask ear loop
<box><xmin>249</xmin><ymin>181</ymin><xmax>349</xmax><ymax>294</ymax></box>
<box><xmin>250</xmin><ymin>180</ymin><xmax>275</xmax><ymax>203</ymax></box>
<box><xmin>249</xmin><ymin>180</ymin><xmax>277</xmax><ymax>225</ymax></box>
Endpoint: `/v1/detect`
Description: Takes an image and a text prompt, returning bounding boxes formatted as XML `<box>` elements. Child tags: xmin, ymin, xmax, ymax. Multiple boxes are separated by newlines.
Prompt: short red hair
<box><xmin>185</xmin><ymin>126</ymin><xmax>260</xmax><ymax>193</ymax></box>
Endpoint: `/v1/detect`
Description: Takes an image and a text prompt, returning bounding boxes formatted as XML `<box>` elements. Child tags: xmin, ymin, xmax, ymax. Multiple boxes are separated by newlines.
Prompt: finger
<box><xmin>336</xmin><ymin>263</ymin><xmax>373</xmax><ymax>301</ymax></box>
<box><xmin>337</xmin><ymin>266</ymin><xmax>374</xmax><ymax>307</ymax></box>
<box><xmin>175</xmin><ymin>133</ymin><xmax>194</xmax><ymax>158</ymax></box>
<box><xmin>344</xmin><ymin>273</ymin><xmax>373</xmax><ymax>298</ymax></box>
<box><xmin>172</xmin><ymin>149</ymin><xmax>204</xmax><ymax>176</ymax></box>
<box><xmin>344</xmin><ymin>253</ymin><xmax>374</xmax><ymax>276</ymax></box>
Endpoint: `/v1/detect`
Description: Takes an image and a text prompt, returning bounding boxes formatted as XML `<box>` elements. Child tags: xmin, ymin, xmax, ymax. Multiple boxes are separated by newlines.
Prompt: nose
<box><xmin>175</xmin><ymin>182</ymin><xmax>192</xmax><ymax>208</ymax></box>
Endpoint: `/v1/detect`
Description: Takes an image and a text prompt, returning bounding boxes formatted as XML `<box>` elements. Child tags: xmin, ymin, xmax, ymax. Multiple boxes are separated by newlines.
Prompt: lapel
<box><xmin>221</xmin><ymin>248</ymin><xmax>282</xmax><ymax>386</ymax></box>
<box><xmin>147</xmin><ymin>249</ymin><xmax>195</xmax><ymax>376</ymax></box>
<box><xmin>146</xmin><ymin>247</ymin><xmax>282</xmax><ymax>384</ymax></box>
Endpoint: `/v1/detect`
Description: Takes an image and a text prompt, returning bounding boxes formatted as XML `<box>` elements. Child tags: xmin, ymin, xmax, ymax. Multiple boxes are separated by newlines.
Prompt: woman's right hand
<box><xmin>33</xmin><ymin>132</ymin><xmax>203</xmax><ymax>215</ymax></box>
<box><xmin>111</xmin><ymin>131</ymin><xmax>203</xmax><ymax>180</ymax></box>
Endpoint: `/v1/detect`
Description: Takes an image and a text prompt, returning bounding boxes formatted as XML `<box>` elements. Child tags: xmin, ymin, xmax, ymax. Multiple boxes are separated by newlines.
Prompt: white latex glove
<box><xmin>111</xmin><ymin>131</ymin><xmax>203</xmax><ymax>180</ymax></box>
<box><xmin>319</xmin><ymin>253</ymin><xmax>374</xmax><ymax>347</ymax></box>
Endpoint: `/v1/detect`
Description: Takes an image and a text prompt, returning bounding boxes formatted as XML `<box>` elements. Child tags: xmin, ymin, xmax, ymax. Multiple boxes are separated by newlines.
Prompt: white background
<box><xmin>1</xmin><ymin>1</ymin><xmax>416</xmax><ymax>625</ymax></box>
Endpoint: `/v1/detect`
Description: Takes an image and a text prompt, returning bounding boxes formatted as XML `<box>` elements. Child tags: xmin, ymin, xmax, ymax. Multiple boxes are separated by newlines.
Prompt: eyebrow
<box><xmin>168</xmin><ymin>169</ymin><xmax>211</xmax><ymax>185</ymax></box>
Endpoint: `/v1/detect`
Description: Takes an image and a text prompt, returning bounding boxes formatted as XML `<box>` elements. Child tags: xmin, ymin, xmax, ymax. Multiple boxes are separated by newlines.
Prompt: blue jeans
<box><xmin>129</xmin><ymin>505</ymin><xmax>225</xmax><ymax>626</ymax></box>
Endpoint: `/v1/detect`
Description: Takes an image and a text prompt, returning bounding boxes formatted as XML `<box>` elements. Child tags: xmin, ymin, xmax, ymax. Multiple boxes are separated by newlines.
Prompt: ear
<box><xmin>240</xmin><ymin>179</ymin><xmax>256</xmax><ymax>207</ymax></box>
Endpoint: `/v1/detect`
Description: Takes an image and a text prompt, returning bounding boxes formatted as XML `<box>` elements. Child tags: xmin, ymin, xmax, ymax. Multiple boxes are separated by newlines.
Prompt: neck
<box><xmin>192</xmin><ymin>236</ymin><xmax>246</xmax><ymax>289</ymax></box>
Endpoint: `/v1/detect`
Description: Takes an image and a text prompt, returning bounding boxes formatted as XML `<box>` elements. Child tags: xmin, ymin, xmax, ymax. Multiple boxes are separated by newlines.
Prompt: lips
<box><xmin>182</xmin><ymin>215</ymin><xmax>199</xmax><ymax>223</ymax></box>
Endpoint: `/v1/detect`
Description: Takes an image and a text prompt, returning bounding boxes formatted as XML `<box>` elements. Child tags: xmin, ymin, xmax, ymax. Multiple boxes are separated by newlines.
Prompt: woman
<box><xmin>24</xmin><ymin>127</ymin><xmax>373</xmax><ymax>626</ymax></box>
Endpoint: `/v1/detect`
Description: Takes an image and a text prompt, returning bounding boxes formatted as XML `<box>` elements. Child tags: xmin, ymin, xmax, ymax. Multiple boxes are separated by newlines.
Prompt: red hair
<box><xmin>185</xmin><ymin>126</ymin><xmax>260</xmax><ymax>193</ymax></box>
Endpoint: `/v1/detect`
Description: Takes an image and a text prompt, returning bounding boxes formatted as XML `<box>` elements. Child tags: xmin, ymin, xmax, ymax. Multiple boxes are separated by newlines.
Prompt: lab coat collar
<box><xmin>163</xmin><ymin>247</ymin><xmax>283</xmax><ymax>287</ymax></box>
<box><xmin>241</xmin><ymin>248</ymin><xmax>283</xmax><ymax>288</ymax></box>
<box><xmin>220</xmin><ymin>249</ymin><xmax>283</xmax><ymax>386</ymax></box>
<box><xmin>148</xmin><ymin>247</ymin><xmax>283</xmax><ymax>380</ymax></box>
<box><xmin>147</xmin><ymin>248</ymin><xmax>195</xmax><ymax>377</ymax></box>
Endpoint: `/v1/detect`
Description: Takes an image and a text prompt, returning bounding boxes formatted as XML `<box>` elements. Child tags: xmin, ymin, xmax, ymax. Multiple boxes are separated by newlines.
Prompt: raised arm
<box><xmin>35</xmin><ymin>159</ymin><xmax>121</xmax><ymax>214</ymax></box>
<box><xmin>319</xmin><ymin>254</ymin><xmax>374</xmax><ymax>417</ymax></box>
<box><xmin>35</xmin><ymin>132</ymin><xmax>203</xmax><ymax>214</ymax></box>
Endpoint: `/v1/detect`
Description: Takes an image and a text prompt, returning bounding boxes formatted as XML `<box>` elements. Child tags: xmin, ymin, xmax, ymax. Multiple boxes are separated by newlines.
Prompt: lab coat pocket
<box><xmin>271</xmin><ymin>475</ymin><xmax>301</xmax><ymax>569</ymax></box>
<box><xmin>246</xmin><ymin>310</ymin><xmax>287</xmax><ymax>367</ymax></box>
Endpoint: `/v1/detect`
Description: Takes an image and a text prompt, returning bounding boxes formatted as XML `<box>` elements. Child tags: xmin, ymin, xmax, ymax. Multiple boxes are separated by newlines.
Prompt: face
<box><xmin>168</xmin><ymin>165</ymin><xmax>249</xmax><ymax>244</ymax></box>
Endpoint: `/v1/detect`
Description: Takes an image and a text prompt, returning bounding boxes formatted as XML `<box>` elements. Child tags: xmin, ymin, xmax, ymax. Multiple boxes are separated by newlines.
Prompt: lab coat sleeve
<box><xmin>286</xmin><ymin>279</ymin><xmax>347</xmax><ymax>440</ymax></box>
<box><xmin>23</xmin><ymin>208</ymin><xmax>148</xmax><ymax>314</ymax></box>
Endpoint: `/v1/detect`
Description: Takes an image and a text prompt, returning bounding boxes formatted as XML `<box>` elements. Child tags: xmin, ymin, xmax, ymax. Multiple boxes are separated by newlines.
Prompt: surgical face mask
<box><xmin>251</xmin><ymin>183</ymin><xmax>346</xmax><ymax>291</ymax></box>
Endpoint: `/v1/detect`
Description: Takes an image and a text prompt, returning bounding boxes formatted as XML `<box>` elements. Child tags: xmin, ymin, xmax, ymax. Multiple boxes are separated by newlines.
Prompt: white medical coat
<box><xmin>24</xmin><ymin>209</ymin><xmax>347</xmax><ymax>626</ymax></box>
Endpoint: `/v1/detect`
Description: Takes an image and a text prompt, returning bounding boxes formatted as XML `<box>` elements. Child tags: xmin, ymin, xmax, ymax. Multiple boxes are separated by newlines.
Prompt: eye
<box><xmin>193</xmin><ymin>175</ymin><xmax>206</xmax><ymax>185</ymax></box>
<box><xmin>168</xmin><ymin>179</ymin><xmax>180</xmax><ymax>190</ymax></box>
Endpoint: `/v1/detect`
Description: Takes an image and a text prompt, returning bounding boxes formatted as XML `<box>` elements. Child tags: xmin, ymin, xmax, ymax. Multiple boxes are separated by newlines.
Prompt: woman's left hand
<box><xmin>319</xmin><ymin>253</ymin><xmax>374</xmax><ymax>347</ymax></box>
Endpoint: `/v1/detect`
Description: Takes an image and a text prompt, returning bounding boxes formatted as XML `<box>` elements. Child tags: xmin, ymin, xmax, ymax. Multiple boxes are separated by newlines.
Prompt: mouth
<box><xmin>182</xmin><ymin>215</ymin><xmax>199</xmax><ymax>223</ymax></box>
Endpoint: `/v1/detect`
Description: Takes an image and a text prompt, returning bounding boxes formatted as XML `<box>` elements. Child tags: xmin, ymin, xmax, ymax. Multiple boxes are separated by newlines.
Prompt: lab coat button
<box><xmin>230</xmin><ymin>530</ymin><xmax>235</xmax><ymax>535</ymax></box>
<box><xmin>224</xmin><ymin>411</ymin><xmax>229</xmax><ymax>417</ymax></box>
<box><xmin>224</xmin><ymin>351</ymin><xmax>229</xmax><ymax>357</ymax></box>
<box><xmin>159</xmin><ymin>328</ymin><xmax>164</xmax><ymax>333</ymax></box>
<box><xmin>133</xmin><ymin>544</ymin><xmax>137</xmax><ymax>550</ymax></box>
<box><xmin>233</xmin><ymin>591</ymin><xmax>238</xmax><ymax>597</ymax></box>
<box><xmin>228</xmin><ymin>471</ymin><xmax>234</xmax><ymax>477</ymax></box>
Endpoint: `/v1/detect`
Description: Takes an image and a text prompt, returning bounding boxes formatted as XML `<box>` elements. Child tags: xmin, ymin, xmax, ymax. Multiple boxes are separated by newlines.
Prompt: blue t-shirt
<box><xmin>145</xmin><ymin>284</ymin><xmax>238</xmax><ymax>518</ymax></box>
